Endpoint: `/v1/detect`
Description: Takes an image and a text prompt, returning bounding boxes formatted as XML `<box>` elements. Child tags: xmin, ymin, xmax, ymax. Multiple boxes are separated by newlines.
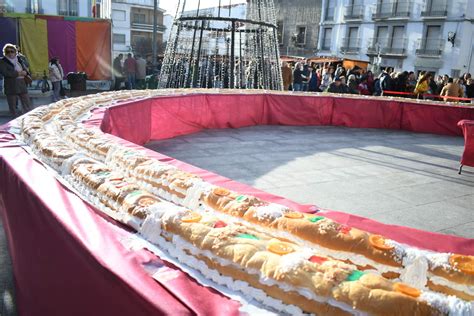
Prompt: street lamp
<box><xmin>447</xmin><ymin>31</ymin><xmax>456</xmax><ymax>47</ymax></box>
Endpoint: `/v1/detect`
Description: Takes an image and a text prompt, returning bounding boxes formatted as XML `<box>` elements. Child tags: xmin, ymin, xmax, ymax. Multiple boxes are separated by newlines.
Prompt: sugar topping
<box><xmin>254</xmin><ymin>203</ymin><xmax>289</xmax><ymax>221</ymax></box>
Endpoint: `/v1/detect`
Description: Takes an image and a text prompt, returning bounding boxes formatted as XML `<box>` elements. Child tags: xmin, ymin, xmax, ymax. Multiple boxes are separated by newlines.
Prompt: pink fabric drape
<box><xmin>47</xmin><ymin>20</ymin><xmax>77</xmax><ymax>75</ymax></box>
<box><xmin>458</xmin><ymin>120</ymin><xmax>474</xmax><ymax>167</ymax></box>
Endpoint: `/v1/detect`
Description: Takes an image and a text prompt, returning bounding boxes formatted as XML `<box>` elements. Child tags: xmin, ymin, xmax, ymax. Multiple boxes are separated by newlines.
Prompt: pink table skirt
<box><xmin>458</xmin><ymin>119</ymin><xmax>474</xmax><ymax>167</ymax></box>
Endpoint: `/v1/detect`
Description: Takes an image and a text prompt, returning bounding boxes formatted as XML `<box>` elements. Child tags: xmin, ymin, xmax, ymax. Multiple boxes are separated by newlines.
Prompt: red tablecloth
<box><xmin>1</xmin><ymin>92</ymin><xmax>474</xmax><ymax>315</ymax></box>
<box><xmin>458</xmin><ymin>120</ymin><xmax>474</xmax><ymax>167</ymax></box>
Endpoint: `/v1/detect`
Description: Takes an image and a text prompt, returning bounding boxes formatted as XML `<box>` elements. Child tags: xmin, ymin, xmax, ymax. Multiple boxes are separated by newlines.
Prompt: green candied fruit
<box><xmin>236</xmin><ymin>195</ymin><xmax>247</xmax><ymax>202</ymax></box>
<box><xmin>236</xmin><ymin>233</ymin><xmax>259</xmax><ymax>240</ymax></box>
<box><xmin>308</xmin><ymin>216</ymin><xmax>325</xmax><ymax>223</ymax></box>
<box><xmin>128</xmin><ymin>190</ymin><xmax>144</xmax><ymax>197</ymax></box>
<box><xmin>346</xmin><ymin>270</ymin><xmax>365</xmax><ymax>282</ymax></box>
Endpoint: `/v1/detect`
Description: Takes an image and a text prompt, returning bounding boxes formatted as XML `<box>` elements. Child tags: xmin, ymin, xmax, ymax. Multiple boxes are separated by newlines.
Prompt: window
<box><xmin>58</xmin><ymin>0</ymin><xmax>78</xmax><ymax>16</ymax></box>
<box><xmin>376</xmin><ymin>26</ymin><xmax>389</xmax><ymax>47</ymax></box>
<box><xmin>296</xmin><ymin>27</ymin><xmax>306</xmax><ymax>45</ymax></box>
<box><xmin>322</xmin><ymin>28</ymin><xmax>332</xmax><ymax>50</ymax></box>
<box><xmin>325</xmin><ymin>0</ymin><xmax>335</xmax><ymax>20</ymax></box>
<box><xmin>427</xmin><ymin>0</ymin><xmax>447</xmax><ymax>14</ymax></box>
<box><xmin>133</xmin><ymin>13</ymin><xmax>146</xmax><ymax>24</ymax></box>
<box><xmin>113</xmin><ymin>34</ymin><xmax>126</xmax><ymax>44</ymax></box>
<box><xmin>26</xmin><ymin>0</ymin><xmax>42</xmax><ymax>14</ymax></box>
<box><xmin>347</xmin><ymin>27</ymin><xmax>359</xmax><ymax>47</ymax></box>
<box><xmin>391</xmin><ymin>26</ymin><xmax>405</xmax><ymax>50</ymax></box>
<box><xmin>112</xmin><ymin>10</ymin><xmax>126</xmax><ymax>21</ymax></box>
<box><xmin>425</xmin><ymin>25</ymin><xmax>441</xmax><ymax>50</ymax></box>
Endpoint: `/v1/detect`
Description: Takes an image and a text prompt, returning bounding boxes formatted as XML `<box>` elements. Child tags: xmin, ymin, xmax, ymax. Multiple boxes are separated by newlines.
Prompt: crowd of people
<box><xmin>112</xmin><ymin>53</ymin><xmax>150</xmax><ymax>90</ymax></box>
<box><xmin>282</xmin><ymin>61</ymin><xmax>474</xmax><ymax>102</ymax></box>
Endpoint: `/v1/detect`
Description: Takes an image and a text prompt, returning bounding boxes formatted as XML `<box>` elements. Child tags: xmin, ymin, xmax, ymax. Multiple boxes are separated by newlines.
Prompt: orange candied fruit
<box><xmin>393</xmin><ymin>282</ymin><xmax>421</xmax><ymax>298</ymax></box>
<box><xmin>284</xmin><ymin>212</ymin><xmax>304</xmax><ymax>219</ymax></box>
<box><xmin>137</xmin><ymin>197</ymin><xmax>158</xmax><ymax>207</ymax></box>
<box><xmin>368</xmin><ymin>235</ymin><xmax>394</xmax><ymax>251</ymax></box>
<box><xmin>449</xmin><ymin>254</ymin><xmax>474</xmax><ymax>275</ymax></box>
<box><xmin>181</xmin><ymin>212</ymin><xmax>202</xmax><ymax>223</ymax></box>
<box><xmin>267</xmin><ymin>240</ymin><xmax>295</xmax><ymax>255</ymax></box>
<box><xmin>213</xmin><ymin>187</ymin><xmax>230</xmax><ymax>197</ymax></box>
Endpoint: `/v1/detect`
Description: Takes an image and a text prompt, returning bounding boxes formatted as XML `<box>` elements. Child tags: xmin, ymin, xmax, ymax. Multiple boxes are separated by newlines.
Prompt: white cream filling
<box><xmin>139</xmin><ymin>217</ymin><xmax>362</xmax><ymax>316</ymax></box>
<box><xmin>420</xmin><ymin>291</ymin><xmax>473</xmax><ymax>316</ymax></box>
<box><xmin>429</xmin><ymin>275</ymin><xmax>474</xmax><ymax>296</ymax></box>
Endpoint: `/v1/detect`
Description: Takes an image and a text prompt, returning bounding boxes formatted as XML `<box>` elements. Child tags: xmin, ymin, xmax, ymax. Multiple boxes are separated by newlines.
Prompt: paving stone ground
<box><xmin>146</xmin><ymin>125</ymin><xmax>474</xmax><ymax>238</ymax></box>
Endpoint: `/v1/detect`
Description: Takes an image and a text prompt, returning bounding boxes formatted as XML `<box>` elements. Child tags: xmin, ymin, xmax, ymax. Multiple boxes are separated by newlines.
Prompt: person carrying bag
<box><xmin>0</xmin><ymin>43</ymin><xmax>32</xmax><ymax>116</ymax></box>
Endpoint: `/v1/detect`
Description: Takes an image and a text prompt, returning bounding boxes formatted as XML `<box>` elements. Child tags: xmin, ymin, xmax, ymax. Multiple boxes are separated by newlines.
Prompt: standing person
<box><xmin>308</xmin><ymin>66</ymin><xmax>319</xmax><ymax>92</ymax></box>
<box><xmin>135</xmin><ymin>55</ymin><xmax>147</xmax><ymax>89</ymax></box>
<box><xmin>0</xmin><ymin>44</ymin><xmax>32</xmax><ymax>116</ymax></box>
<box><xmin>292</xmin><ymin>62</ymin><xmax>303</xmax><ymax>92</ymax></box>
<box><xmin>326</xmin><ymin>76</ymin><xmax>348</xmax><ymax>94</ymax></box>
<box><xmin>319</xmin><ymin>68</ymin><xmax>332</xmax><ymax>92</ymax></box>
<box><xmin>301</xmin><ymin>60</ymin><xmax>312</xmax><ymax>91</ymax></box>
<box><xmin>281</xmin><ymin>61</ymin><xmax>292</xmax><ymax>91</ymax></box>
<box><xmin>357</xmin><ymin>76</ymin><xmax>371</xmax><ymax>95</ymax></box>
<box><xmin>466</xmin><ymin>78</ymin><xmax>474</xmax><ymax>99</ymax></box>
<box><xmin>113</xmin><ymin>54</ymin><xmax>124</xmax><ymax>90</ymax></box>
<box><xmin>440</xmin><ymin>77</ymin><xmax>464</xmax><ymax>102</ymax></box>
<box><xmin>124</xmin><ymin>53</ymin><xmax>137</xmax><ymax>90</ymax></box>
<box><xmin>49</xmin><ymin>57</ymin><xmax>64</xmax><ymax>102</ymax></box>
<box><xmin>414</xmin><ymin>73</ymin><xmax>431</xmax><ymax>98</ymax></box>
<box><xmin>347</xmin><ymin>74</ymin><xmax>358</xmax><ymax>94</ymax></box>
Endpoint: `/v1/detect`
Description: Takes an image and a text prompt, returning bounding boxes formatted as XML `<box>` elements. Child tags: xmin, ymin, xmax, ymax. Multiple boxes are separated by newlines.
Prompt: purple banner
<box><xmin>0</xmin><ymin>17</ymin><xmax>18</xmax><ymax>57</ymax></box>
<box><xmin>47</xmin><ymin>20</ymin><xmax>77</xmax><ymax>75</ymax></box>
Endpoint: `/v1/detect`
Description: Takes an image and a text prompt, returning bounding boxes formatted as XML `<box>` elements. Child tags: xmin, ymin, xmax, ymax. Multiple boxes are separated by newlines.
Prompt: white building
<box><xmin>1</xmin><ymin>0</ymin><xmax>97</xmax><ymax>17</ymax></box>
<box><xmin>110</xmin><ymin>0</ymin><xmax>166</xmax><ymax>58</ymax></box>
<box><xmin>163</xmin><ymin>13</ymin><xmax>173</xmax><ymax>44</ymax></box>
<box><xmin>318</xmin><ymin>0</ymin><xmax>474</xmax><ymax>77</ymax></box>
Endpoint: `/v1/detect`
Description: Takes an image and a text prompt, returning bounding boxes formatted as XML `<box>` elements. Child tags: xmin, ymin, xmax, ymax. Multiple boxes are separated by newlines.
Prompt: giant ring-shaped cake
<box><xmin>10</xmin><ymin>89</ymin><xmax>474</xmax><ymax>315</ymax></box>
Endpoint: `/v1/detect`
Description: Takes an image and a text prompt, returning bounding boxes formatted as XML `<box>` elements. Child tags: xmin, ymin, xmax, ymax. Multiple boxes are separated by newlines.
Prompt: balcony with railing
<box><xmin>416</xmin><ymin>38</ymin><xmax>444</xmax><ymax>56</ymax></box>
<box><xmin>113</xmin><ymin>0</ymin><xmax>154</xmax><ymax>6</ymax></box>
<box><xmin>344</xmin><ymin>5</ymin><xmax>364</xmax><ymax>20</ymax></box>
<box><xmin>58</xmin><ymin>10</ymin><xmax>78</xmax><ymax>16</ymax></box>
<box><xmin>340</xmin><ymin>38</ymin><xmax>361</xmax><ymax>54</ymax></box>
<box><xmin>0</xmin><ymin>4</ymin><xmax>14</xmax><ymax>13</ymax></box>
<box><xmin>421</xmin><ymin>1</ymin><xmax>448</xmax><ymax>18</ymax></box>
<box><xmin>367</xmin><ymin>37</ymin><xmax>408</xmax><ymax>56</ymax></box>
<box><xmin>372</xmin><ymin>1</ymin><xmax>411</xmax><ymax>20</ymax></box>
<box><xmin>131</xmin><ymin>20</ymin><xmax>166</xmax><ymax>32</ymax></box>
<box><xmin>26</xmin><ymin>7</ymin><xmax>44</xmax><ymax>14</ymax></box>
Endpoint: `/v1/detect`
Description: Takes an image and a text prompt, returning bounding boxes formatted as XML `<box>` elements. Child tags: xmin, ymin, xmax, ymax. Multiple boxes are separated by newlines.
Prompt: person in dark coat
<box><xmin>326</xmin><ymin>76</ymin><xmax>348</xmax><ymax>94</ymax></box>
<box><xmin>0</xmin><ymin>43</ymin><xmax>32</xmax><ymax>116</ymax></box>
<box><xmin>113</xmin><ymin>54</ymin><xmax>124</xmax><ymax>90</ymax></box>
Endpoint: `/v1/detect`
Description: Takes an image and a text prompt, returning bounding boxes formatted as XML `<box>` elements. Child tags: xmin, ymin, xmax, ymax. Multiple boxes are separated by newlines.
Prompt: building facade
<box><xmin>318</xmin><ymin>0</ymin><xmax>474</xmax><ymax>76</ymax></box>
<box><xmin>274</xmin><ymin>0</ymin><xmax>323</xmax><ymax>57</ymax></box>
<box><xmin>110</xmin><ymin>0</ymin><xmax>166</xmax><ymax>58</ymax></box>
<box><xmin>1</xmin><ymin>0</ymin><xmax>98</xmax><ymax>17</ymax></box>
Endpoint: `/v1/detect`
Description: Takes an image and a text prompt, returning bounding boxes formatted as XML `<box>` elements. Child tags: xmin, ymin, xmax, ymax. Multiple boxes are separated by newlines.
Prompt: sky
<box><xmin>160</xmin><ymin>0</ymin><xmax>246</xmax><ymax>16</ymax></box>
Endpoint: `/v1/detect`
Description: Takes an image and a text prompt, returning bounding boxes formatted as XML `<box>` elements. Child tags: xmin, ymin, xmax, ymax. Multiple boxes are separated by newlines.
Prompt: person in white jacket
<box><xmin>49</xmin><ymin>57</ymin><xmax>64</xmax><ymax>101</ymax></box>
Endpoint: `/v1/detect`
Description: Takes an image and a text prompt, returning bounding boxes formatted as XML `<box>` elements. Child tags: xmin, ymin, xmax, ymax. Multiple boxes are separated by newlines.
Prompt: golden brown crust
<box><xmin>161</xmin><ymin>213</ymin><xmax>439</xmax><ymax>316</ymax></box>
<box><xmin>427</xmin><ymin>280</ymin><xmax>474</xmax><ymax>301</ymax></box>
<box><xmin>197</xmin><ymin>255</ymin><xmax>351</xmax><ymax>316</ymax></box>
<box><xmin>430</xmin><ymin>265</ymin><xmax>474</xmax><ymax>286</ymax></box>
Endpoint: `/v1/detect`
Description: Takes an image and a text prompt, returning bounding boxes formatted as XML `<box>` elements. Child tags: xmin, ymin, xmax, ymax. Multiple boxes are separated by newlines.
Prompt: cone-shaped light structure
<box><xmin>159</xmin><ymin>0</ymin><xmax>283</xmax><ymax>90</ymax></box>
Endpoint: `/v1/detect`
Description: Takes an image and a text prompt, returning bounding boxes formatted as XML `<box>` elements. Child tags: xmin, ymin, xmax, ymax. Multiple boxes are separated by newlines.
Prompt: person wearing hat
<box><xmin>326</xmin><ymin>76</ymin><xmax>348</xmax><ymax>94</ymax></box>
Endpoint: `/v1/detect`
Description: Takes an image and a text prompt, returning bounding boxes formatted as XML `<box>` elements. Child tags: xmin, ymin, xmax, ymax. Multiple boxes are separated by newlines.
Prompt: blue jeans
<box><xmin>127</xmin><ymin>73</ymin><xmax>136</xmax><ymax>90</ymax></box>
<box><xmin>52</xmin><ymin>81</ymin><xmax>61</xmax><ymax>101</ymax></box>
<box><xmin>293</xmin><ymin>83</ymin><xmax>302</xmax><ymax>91</ymax></box>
